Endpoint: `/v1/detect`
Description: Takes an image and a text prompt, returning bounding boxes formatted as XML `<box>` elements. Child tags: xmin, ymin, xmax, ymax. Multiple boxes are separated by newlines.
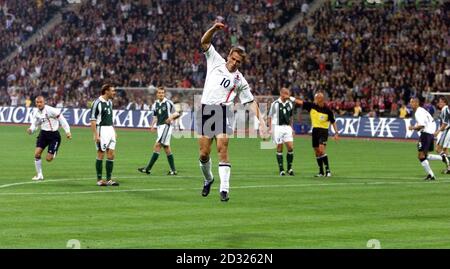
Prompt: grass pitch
<box><xmin>0</xmin><ymin>125</ymin><xmax>449</xmax><ymax>248</ymax></box>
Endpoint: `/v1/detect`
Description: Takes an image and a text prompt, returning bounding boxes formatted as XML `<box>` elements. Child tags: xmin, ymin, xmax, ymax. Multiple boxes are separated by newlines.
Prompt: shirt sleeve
<box><xmin>268</xmin><ymin>102</ymin><xmax>276</xmax><ymax>118</ymax></box>
<box><xmin>442</xmin><ymin>108</ymin><xmax>450</xmax><ymax>125</ymax></box>
<box><xmin>204</xmin><ymin>45</ymin><xmax>226</xmax><ymax>70</ymax></box>
<box><xmin>238</xmin><ymin>77</ymin><xmax>254</xmax><ymax>105</ymax></box>
<box><xmin>58</xmin><ymin>113</ymin><xmax>71</xmax><ymax>134</ymax></box>
<box><xmin>90</xmin><ymin>100</ymin><xmax>100</xmax><ymax>121</ymax></box>
<box><xmin>415</xmin><ymin>110</ymin><xmax>426</xmax><ymax>127</ymax></box>
<box><xmin>302</xmin><ymin>101</ymin><xmax>313</xmax><ymax>112</ymax></box>
<box><xmin>327</xmin><ymin>108</ymin><xmax>336</xmax><ymax>124</ymax></box>
<box><xmin>47</xmin><ymin>106</ymin><xmax>62</xmax><ymax>118</ymax></box>
<box><xmin>168</xmin><ymin>101</ymin><xmax>176</xmax><ymax>113</ymax></box>
<box><xmin>29</xmin><ymin>109</ymin><xmax>41</xmax><ymax>133</ymax></box>
<box><xmin>150</xmin><ymin>103</ymin><xmax>156</xmax><ymax>115</ymax></box>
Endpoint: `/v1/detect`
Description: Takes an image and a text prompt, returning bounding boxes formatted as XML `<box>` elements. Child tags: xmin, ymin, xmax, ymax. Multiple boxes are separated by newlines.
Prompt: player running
<box><xmin>27</xmin><ymin>96</ymin><xmax>72</xmax><ymax>180</ymax></box>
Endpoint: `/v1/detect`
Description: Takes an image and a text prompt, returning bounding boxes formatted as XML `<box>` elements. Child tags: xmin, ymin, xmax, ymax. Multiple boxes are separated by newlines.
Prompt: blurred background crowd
<box><xmin>0</xmin><ymin>0</ymin><xmax>448</xmax><ymax>118</ymax></box>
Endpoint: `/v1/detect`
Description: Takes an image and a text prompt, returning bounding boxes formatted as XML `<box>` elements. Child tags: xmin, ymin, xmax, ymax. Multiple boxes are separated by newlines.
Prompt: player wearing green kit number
<box><xmin>90</xmin><ymin>84</ymin><xmax>119</xmax><ymax>186</ymax></box>
<box><xmin>138</xmin><ymin>86</ymin><xmax>181</xmax><ymax>175</ymax></box>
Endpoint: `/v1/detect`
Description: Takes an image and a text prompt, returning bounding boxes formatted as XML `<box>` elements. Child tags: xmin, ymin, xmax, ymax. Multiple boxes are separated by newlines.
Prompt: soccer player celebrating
<box><xmin>429</xmin><ymin>96</ymin><xmax>450</xmax><ymax>174</ymax></box>
<box><xmin>27</xmin><ymin>96</ymin><xmax>72</xmax><ymax>180</ymax></box>
<box><xmin>138</xmin><ymin>86</ymin><xmax>180</xmax><ymax>175</ymax></box>
<box><xmin>408</xmin><ymin>97</ymin><xmax>437</xmax><ymax>180</ymax></box>
<box><xmin>292</xmin><ymin>92</ymin><xmax>339</xmax><ymax>177</ymax></box>
<box><xmin>90</xmin><ymin>84</ymin><xmax>119</xmax><ymax>186</ymax></box>
<box><xmin>268</xmin><ymin>87</ymin><xmax>298</xmax><ymax>176</ymax></box>
<box><xmin>199</xmin><ymin>22</ymin><xmax>267</xmax><ymax>202</ymax></box>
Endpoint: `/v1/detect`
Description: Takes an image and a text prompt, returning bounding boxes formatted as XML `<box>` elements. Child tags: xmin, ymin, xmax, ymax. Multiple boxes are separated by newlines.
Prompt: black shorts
<box><xmin>36</xmin><ymin>130</ymin><xmax>61</xmax><ymax>155</ymax></box>
<box><xmin>418</xmin><ymin>132</ymin><xmax>434</xmax><ymax>152</ymax></box>
<box><xmin>196</xmin><ymin>104</ymin><xmax>233</xmax><ymax>137</ymax></box>
<box><xmin>312</xmin><ymin>128</ymin><xmax>329</xmax><ymax>148</ymax></box>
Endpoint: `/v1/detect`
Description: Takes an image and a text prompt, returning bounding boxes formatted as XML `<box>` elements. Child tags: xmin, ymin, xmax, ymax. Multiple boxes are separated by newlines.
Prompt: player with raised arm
<box><xmin>290</xmin><ymin>92</ymin><xmax>339</xmax><ymax>177</ymax></box>
<box><xmin>199</xmin><ymin>22</ymin><xmax>267</xmax><ymax>202</ymax></box>
<box><xmin>90</xmin><ymin>84</ymin><xmax>119</xmax><ymax>186</ymax></box>
<box><xmin>409</xmin><ymin>97</ymin><xmax>437</xmax><ymax>180</ymax></box>
<box><xmin>27</xmin><ymin>96</ymin><xmax>72</xmax><ymax>180</ymax></box>
<box><xmin>268</xmin><ymin>87</ymin><xmax>299</xmax><ymax>176</ymax></box>
<box><xmin>138</xmin><ymin>86</ymin><xmax>180</xmax><ymax>175</ymax></box>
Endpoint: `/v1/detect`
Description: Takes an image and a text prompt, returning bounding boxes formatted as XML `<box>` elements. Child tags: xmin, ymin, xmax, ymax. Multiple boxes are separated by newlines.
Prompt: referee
<box><xmin>293</xmin><ymin>92</ymin><xmax>339</xmax><ymax>177</ymax></box>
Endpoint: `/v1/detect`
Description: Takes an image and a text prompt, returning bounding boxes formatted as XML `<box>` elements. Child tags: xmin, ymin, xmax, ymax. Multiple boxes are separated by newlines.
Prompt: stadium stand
<box><xmin>0</xmin><ymin>0</ymin><xmax>448</xmax><ymax>118</ymax></box>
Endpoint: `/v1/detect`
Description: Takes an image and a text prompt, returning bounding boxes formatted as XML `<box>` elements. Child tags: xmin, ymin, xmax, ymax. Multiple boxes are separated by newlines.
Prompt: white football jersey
<box><xmin>414</xmin><ymin>107</ymin><xmax>436</xmax><ymax>134</ymax></box>
<box><xmin>201</xmin><ymin>45</ymin><xmax>254</xmax><ymax>106</ymax></box>
<box><xmin>439</xmin><ymin>105</ymin><xmax>450</xmax><ymax>128</ymax></box>
<box><xmin>30</xmin><ymin>105</ymin><xmax>70</xmax><ymax>133</ymax></box>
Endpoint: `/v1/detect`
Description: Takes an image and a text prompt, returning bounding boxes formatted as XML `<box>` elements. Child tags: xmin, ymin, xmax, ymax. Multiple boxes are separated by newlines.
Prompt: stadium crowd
<box><xmin>0</xmin><ymin>0</ymin><xmax>65</xmax><ymax>60</ymax></box>
<box><xmin>0</xmin><ymin>0</ymin><xmax>448</xmax><ymax>118</ymax></box>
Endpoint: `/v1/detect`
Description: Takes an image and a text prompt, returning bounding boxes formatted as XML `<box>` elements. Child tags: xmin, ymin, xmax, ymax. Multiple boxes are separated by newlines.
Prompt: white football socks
<box><xmin>35</xmin><ymin>158</ymin><xmax>43</xmax><ymax>176</ymax></box>
<box><xmin>199</xmin><ymin>158</ymin><xmax>213</xmax><ymax>182</ymax></box>
<box><xmin>421</xmin><ymin>160</ymin><xmax>434</xmax><ymax>177</ymax></box>
<box><xmin>427</xmin><ymin>154</ymin><xmax>441</xmax><ymax>161</ymax></box>
<box><xmin>219</xmin><ymin>163</ymin><xmax>231</xmax><ymax>193</ymax></box>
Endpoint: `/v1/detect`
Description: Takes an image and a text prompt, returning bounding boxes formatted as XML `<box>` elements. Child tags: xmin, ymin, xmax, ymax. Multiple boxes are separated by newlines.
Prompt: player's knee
<box><xmin>34</xmin><ymin>153</ymin><xmax>41</xmax><ymax>159</ymax></box>
<box><xmin>46</xmin><ymin>155</ymin><xmax>54</xmax><ymax>162</ymax></box>
<box><xmin>199</xmin><ymin>154</ymin><xmax>209</xmax><ymax>162</ymax></box>
<box><xmin>418</xmin><ymin>152</ymin><xmax>426</xmax><ymax>161</ymax></box>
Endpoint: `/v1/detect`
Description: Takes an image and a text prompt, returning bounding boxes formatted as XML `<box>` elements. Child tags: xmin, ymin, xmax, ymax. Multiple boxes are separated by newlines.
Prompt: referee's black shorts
<box><xmin>196</xmin><ymin>104</ymin><xmax>233</xmax><ymax>138</ymax></box>
<box><xmin>36</xmin><ymin>130</ymin><xmax>61</xmax><ymax>155</ymax></box>
<box><xmin>312</xmin><ymin>127</ymin><xmax>329</xmax><ymax>148</ymax></box>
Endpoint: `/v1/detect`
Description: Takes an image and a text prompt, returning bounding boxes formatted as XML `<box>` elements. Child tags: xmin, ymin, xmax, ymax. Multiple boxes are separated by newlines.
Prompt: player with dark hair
<box><xmin>409</xmin><ymin>97</ymin><xmax>437</xmax><ymax>180</ymax></box>
<box><xmin>90</xmin><ymin>84</ymin><xmax>119</xmax><ymax>186</ymax></box>
<box><xmin>427</xmin><ymin>96</ymin><xmax>450</xmax><ymax>173</ymax></box>
<box><xmin>27</xmin><ymin>96</ymin><xmax>72</xmax><ymax>180</ymax></box>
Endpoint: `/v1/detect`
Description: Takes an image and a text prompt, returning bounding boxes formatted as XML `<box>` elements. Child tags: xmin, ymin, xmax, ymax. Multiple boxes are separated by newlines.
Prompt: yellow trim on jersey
<box><xmin>310</xmin><ymin>109</ymin><xmax>330</xmax><ymax>129</ymax></box>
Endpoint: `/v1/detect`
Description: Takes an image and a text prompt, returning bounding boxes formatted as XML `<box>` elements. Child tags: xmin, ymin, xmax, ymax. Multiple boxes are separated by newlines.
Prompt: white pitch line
<box><xmin>0</xmin><ymin>174</ymin><xmax>435</xmax><ymax>189</ymax></box>
<box><xmin>0</xmin><ymin>179</ymin><xmax>448</xmax><ymax>196</ymax></box>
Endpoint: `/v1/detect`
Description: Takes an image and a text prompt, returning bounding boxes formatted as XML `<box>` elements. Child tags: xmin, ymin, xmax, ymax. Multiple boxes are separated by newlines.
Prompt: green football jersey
<box><xmin>90</xmin><ymin>97</ymin><xmax>114</xmax><ymax>126</ymax></box>
<box><xmin>268</xmin><ymin>97</ymin><xmax>296</xmax><ymax>126</ymax></box>
<box><xmin>151</xmin><ymin>98</ymin><xmax>176</xmax><ymax>126</ymax></box>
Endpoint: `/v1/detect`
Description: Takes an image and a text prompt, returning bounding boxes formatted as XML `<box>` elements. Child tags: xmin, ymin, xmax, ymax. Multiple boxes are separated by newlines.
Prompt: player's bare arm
<box><xmin>291</xmin><ymin>96</ymin><xmax>304</xmax><ymax>106</ymax></box>
<box><xmin>200</xmin><ymin>22</ymin><xmax>225</xmax><ymax>51</ymax></box>
<box><xmin>58</xmin><ymin>114</ymin><xmax>72</xmax><ymax>140</ymax></box>
<box><xmin>409</xmin><ymin>125</ymin><xmax>425</xmax><ymax>131</ymax></box>
<box><xmin>90</xmin><ymin>120</ymin><xmax>99</xmax><ymax>142</ymax></box>
<box><xmin>165</xmin><ymin>112</ymin><xmax>181</xmax><ymax>125</ymax></box>
<box><xmin>332</xmin><ymin>122</ymin><xmax>339</xmax><ymax>140</ymax></box>
<box><xmin>434</xmin><ymin>123</ymin><xmax>448</xmax><ymax>137</ymax></box>
<box><xmin>267</xmin><ymin>116</ymin><xmax>272</xmax><ymax>134</ymax></box>
<box><xmin>248</xmin><ymin>101</ymin><xmax>268</xmax><ymax>137</ymax></box>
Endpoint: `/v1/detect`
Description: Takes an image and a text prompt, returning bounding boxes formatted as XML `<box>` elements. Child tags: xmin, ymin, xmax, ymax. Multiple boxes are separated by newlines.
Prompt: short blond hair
<box><xmin>229</xmin><ymin>46</ymin><xmax>247</xmax><ymax>61</ymax></box>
